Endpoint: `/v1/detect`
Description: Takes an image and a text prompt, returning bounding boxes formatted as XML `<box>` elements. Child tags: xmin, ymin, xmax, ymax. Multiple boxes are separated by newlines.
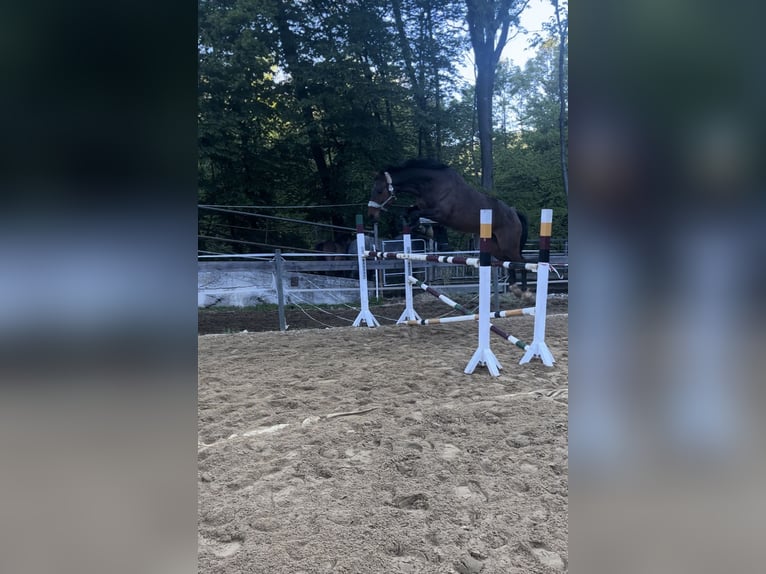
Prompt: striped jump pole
<box><xmin>490</xmin><ymin>323</ymin><xmax>531</xmax><ymax>352</ymax></box>
<box><xmin>494</xmin><ymin>260</ymin><xmax>539</xmax><ymax>272</ymax></box>
<box><xmin>366</xmin><ymin>251</ymin><xmax>479</xmax><ymax>266</ymax></box>
<box><xmin>407</xmin><ymin>275</ymin><xmax>473</xmax><ymax>315</ymax></box>
<box><xmin>406</xmin><ymin>276</ymin><xmax>535</xmax><ymax>322</ymax></box>
<box><xmin>396</xmin><ymin>224</ymin><xmax>421</xmax><ymax>324</ymax></box>
<box><xmin>520</xmin><ymin>209</ymin><xmax>555</xmax><ymax>366</ymax></box>
<box><xmin>352</xmin><ymin>214</ymin><xmax>380</xmax><ymax>328</ymax></box>
<box><xmin>365</xmin><ymin>250</ymin><xmax>538</xmax><ymax>272</ymax></box>
<box><xmin>465</xmin><ymin>209</ymin><xmax>502</xmax><ymax>376</ymax></box>
<box><xmin>407</xmin><ymin>275</ymin><xmax>534</xmax><ymax>349</ymax></box>
<box><xmin>405</xmin><ymin>310</ymin><xmax>534</xmax><ymax>326</ymax></box>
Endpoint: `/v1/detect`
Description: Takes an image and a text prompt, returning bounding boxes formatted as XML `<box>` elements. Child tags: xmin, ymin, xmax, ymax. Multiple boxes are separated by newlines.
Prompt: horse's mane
<box><xmin>384</xmin><ymin>158</ymin><xmax>450</xmax><ymax>173</ymax></box>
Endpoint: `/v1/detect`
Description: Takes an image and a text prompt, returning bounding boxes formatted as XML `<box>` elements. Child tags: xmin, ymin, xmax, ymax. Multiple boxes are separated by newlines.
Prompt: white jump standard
<box><xmin>352</xmin><ymin>208</ymin><xmax>557</xmax><ymax>374</ymax></box>
<box><xmin>351</xmin><ymin>214</ymin><xmax>380</xmax><ymax>327</ymax></box>
<box><xmin>464</xmin><ymin>209</ymin><xmax>503</xmax><ymax>376</ymax></box>
<box><xmin>397</xmin><ymin>210</ymin><xmax>556</xmax><ymax>367</ymax></box>
<box><xmin>396</xmin><ymin>224</ymin><xmax>421</xmax><ymax>324</ymax></box>
<box><xmin>520</xmin><ymin>208</ymin><xmax>555</xmax><ymax>366</ymax></box>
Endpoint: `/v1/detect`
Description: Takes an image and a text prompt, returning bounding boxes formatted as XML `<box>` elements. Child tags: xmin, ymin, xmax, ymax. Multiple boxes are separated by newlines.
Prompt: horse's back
<box><xmin>456</xmin><ymin>192</ymin><xmax>519</xmax><ymax>233</ymax></box>
<box><xmin>405</xmin><ymin>163</ymin><xmax>526</xmax><ymax>261</ymax></box>
<box><xmin>439</xmin><ymin>170</ymin><xmax>514</xmax><ymax>226</ymax></box>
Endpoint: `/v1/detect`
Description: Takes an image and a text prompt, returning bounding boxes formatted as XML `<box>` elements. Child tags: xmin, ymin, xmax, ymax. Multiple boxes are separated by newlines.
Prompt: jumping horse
<box><xmin>368</xmin><ymin>159</ymin><xmax>529</xmax><ymax>288</ymax></box>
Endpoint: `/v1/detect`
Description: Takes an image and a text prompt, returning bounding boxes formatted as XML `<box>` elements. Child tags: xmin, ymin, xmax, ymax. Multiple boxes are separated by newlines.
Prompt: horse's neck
<box><xmin>392</xmin><ymin>170</ymin><xmax>430</xmax><ymax>197</ymax></box>
<box><xmin>393</xmin><ymin>180</ymin><xmax>420</xmax><ymax>196</ymax></box>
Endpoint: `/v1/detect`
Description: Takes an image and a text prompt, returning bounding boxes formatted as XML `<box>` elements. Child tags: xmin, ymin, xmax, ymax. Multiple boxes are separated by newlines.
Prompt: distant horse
<box><xmin>404</xmin><ymin>206</ymin><xmax>451</xmax><ymax>250</ymax></box>
<box><xmin>313</xmin><ymin>236</ymin><xmax>351</xmax><ymax>276</ymax></box>
<box><xmin>347</xmin><ymin>234</ymin><xmax>376</xmax><ymax>281</ymax></box>
<box><xmin>368</xmin><ymin>159</ymin><xmax>529</xmax><ymax>287</ymax></box>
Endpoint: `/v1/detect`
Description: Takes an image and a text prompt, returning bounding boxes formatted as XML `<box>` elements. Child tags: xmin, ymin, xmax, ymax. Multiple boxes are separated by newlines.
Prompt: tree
<box><xmin>492</xmin><ymin>36</ymin><xmax>568</xmax><ymax>239</ymax></box>
<box><xmin>197</xmin><ymin>0</ymin><xmax>567</xmax><ymax>253</ymax></box>
<box><xmin>464</xmin><ymin>0</ymin><xmax>528</xmax><ymax>191</ymax></box>
<box><xmin>198</xmin><ymin>0</ymin><xmax>284</xmax><ymax>252</ymax></box>
<box><xmin>551</xmin><ymin>0</ymin><xmax>568</xmax><ymax>197</ymax></box>
<box><xmin>390</xmin><ymin>0</ymin><xmax>467</xmax><ymax>159</ymax></box>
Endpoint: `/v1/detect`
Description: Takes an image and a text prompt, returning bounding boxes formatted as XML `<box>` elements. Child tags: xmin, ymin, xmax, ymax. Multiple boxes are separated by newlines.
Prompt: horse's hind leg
<box><xmin>507</xmin><ymin>266</ymin><xmax>527</xmax><ymax>291</ymax></box>
<box><xmin>493</xmin><ymin>228</ymin><xmax>528</xmax><ymax>292</ymax></box>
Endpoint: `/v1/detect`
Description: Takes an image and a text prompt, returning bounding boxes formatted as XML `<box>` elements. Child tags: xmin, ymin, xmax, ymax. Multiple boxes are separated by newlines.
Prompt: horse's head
<box><xmin>367</xmin><ymin>171</ymin><xmax>395</xmax><ymax>221</ymax></box>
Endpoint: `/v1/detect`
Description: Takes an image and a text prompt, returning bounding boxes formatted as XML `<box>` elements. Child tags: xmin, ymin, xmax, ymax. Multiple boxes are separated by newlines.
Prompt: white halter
<box><xmin>367</xmin><ymin>171</ymin><xmax>396</xmax><ymax>210</ymax></box>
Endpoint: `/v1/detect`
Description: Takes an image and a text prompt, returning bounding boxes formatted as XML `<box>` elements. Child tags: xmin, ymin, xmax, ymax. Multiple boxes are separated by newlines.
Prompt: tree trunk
<box><xmin>553</xmin><ymin>0</ymin><xmax>569</xmax><ymax>197</ymax></box>
<box><xmin>464</xmin><ymin>0</ymin><xmax>526</xmax><ymax>191</ymax></box>
<box><xmin>475</xmin><ymin>62</ymin><xmax>495</xmax><ymax>190</ymax></box>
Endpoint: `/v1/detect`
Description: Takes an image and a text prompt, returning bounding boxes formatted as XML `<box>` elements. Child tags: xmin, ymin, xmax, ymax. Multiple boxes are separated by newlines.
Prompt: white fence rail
<box><xmin>198</xmin><ymin>250</ymin><xmax>568</xmax><ymax>310</ymax></box>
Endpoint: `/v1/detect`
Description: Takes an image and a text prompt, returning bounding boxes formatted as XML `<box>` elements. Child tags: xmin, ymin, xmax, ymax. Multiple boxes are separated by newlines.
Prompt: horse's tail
<box><xmin>516</xmin><ymin>209</ymin><xmax>529</xmax><ymax>261</ymax></box>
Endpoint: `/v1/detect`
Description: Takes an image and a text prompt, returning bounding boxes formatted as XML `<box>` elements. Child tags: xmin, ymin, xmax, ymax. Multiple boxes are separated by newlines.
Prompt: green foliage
<box><xmin>493</xmin><ymin>36</ymin><xmax>568</xmax><ymax>240</ymax></box>
<box><xmin>198</xmin><ymin>0</ymin><xmax>567</xmax><ymax>253</ymax></box>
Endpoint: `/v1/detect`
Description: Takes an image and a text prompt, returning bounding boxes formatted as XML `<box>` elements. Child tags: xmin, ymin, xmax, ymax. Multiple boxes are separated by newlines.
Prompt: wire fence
<box><xmin>198</xmin><ymin>204</ymin><xmax>568</xmax><ymax>257</ymax></box>
<box><xmin>198</xmin><ymin>204</ymin><xmax>568</xmax><ymax>329</ymax></box>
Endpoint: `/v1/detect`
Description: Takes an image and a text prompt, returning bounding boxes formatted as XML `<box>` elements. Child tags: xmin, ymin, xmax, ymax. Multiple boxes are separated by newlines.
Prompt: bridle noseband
<box><xmin>367</xmin><ymin>171</ymin><xmax>396</xmax><ymax>211</ymax></box>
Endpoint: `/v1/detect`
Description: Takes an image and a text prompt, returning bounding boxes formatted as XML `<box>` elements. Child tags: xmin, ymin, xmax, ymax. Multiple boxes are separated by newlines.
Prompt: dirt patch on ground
<box><xmin>199</xmin><ymin>293</ymin><xmax>568</xmax><ymax>573</ymax></box>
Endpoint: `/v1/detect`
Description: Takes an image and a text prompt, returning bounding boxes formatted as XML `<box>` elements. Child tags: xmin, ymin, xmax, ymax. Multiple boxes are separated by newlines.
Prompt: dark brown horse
<box><xmin>313</xmin><ymin>236</ymin><xmax>352</xmax><ymax>276</ymax></box>
<box><xmin>368</xmin><ymin>159</ymin><xmax>529</xmax><ymax>284</ymax></box>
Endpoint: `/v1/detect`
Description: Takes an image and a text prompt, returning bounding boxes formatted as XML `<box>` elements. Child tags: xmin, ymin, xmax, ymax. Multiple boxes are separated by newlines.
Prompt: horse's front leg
<box><xmin>410</xmin><ymin>206</ymin><xmax>442</xmax><ymax>226</ymax></box>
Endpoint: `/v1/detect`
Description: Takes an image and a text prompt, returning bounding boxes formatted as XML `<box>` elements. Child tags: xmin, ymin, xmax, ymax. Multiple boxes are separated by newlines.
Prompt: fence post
<box><xmin>274</xmin><ymin>249</ymin><xmax>287</xmax><ymax>332</ymax></box>
<box><xmin>373</xmin><ymin>222</ymin><xmax>380</xmax><ymax>300</ymax></box>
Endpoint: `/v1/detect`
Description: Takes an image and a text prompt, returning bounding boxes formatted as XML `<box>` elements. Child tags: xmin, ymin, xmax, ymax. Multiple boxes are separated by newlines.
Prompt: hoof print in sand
<box><xmin>454</xmin><ymin>553</ymin><xmax>485</xmax><ymax>574</ymax></box>
<box><xmin>391</xmin><ymin>493</ymin><xmax>429</xmax><ymax>510</ymax></box>
<box><xmin>200</xmin><ymin>534</ymin><xmax>244</xmax><ymax>559</ymax></box>
<box><xmin>528</xmin><ymin>542</ymin><xmax>566</xmax><ymax>571</ymax></box>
